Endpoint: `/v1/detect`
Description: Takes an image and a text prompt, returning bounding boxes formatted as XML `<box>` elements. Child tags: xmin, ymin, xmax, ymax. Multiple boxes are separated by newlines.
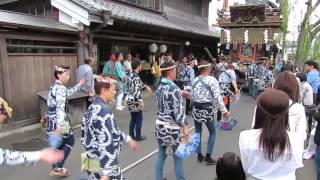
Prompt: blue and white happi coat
<box><xmin>192</xmin><ymin>75</ymin><xmax>227</xmax><ymax>123</ymax></box>
<box><xmin>155</xmin><ymin>78</ymin><xmax>187</xmax><ymax>147</ymax></box>
<box><xmin>246</xmin><ymin>63</ymin><xmax>257</xmax><ymax>79</ymax></box>
<box><xmin>0</xmin><ymin>148</ymin><xmax>41</xmax><ymax>166</ymax></box>
<box><xmin>254</xmin><ymin>65</ymin><xmax>275</xmax><ymax>91</ymax></box>
<box><xmin>177</xmin><ymin>63</ymin><xmax>187</xmax><ymax>82</ymax></box>
<box><xmin>81</xmin><ymin>97</ymin><xmax>130</xmax><ymax>180</ymax></box>
<box><xmin>218</xmin><ymin>69</ymin><xmax>237</xmax><ymax>97</ymax></box>
<box><xmin>181</xmin><ymin>65</ymin><xmax>195</xmax><ymax>87</ymax></box>
<box><xmin>46</xmin><ymin>80</ymin><xmax>80</xmax><ymax>133</ymax></box>
<box><xmin>126</xmin><ymin>72</ymin><xmax>144</xmax><ymax>112</ymax></box>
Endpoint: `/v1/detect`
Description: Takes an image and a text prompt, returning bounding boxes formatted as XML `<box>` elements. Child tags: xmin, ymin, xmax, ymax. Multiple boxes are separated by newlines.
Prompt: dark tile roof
<box><xmin>72</xmin><ymin>0</ymin><xmax>219</xmax><ymax>38</ymax></box>
<box><xmin>0</xmin><ymin>10</ymin><xmax>78</xmax><ymax>32</ymax></box>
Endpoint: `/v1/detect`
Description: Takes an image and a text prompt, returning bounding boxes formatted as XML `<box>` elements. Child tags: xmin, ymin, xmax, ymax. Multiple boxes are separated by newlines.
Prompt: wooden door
<box><xmin>4</xmin><ymin>54</ymin><xmax>77</xmax><ymax>126</ymax></box>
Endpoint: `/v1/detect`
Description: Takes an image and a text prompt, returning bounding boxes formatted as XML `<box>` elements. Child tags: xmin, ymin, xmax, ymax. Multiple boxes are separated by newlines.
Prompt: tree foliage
<box><xmin>296</xmin><ymin>0</ymin><xmax>320</xmax><ymax>67</ymax></box>
<box><xmin>300</xmin><ymin>21</ymin><xmax>312</xmax><ymax>61</ymax></box>
<box><xmin>314</xmin><ymin>35</ymin><xmax>320</xmax><ymax>61</ymax></box>
<box><xmin>281</xmin><ymin>0</ymin><xmax>291</xmax><ymax>56</ymax></box>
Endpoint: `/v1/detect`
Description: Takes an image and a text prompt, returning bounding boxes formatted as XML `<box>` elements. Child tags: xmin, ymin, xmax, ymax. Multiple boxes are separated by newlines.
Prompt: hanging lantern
<box><xmin>159</xmin><ymin>44</ymin><xmax>167</xmax><ymax>53</ymax></box>
<box><xmin>149</xmin><ymin>43</ymin><xmax>158</xmax><ymax>53</ymax></box>
<box><xmin>244</xmin><ymin>30</ymin><xmax>249</xmax><ymax>43</ymax></box>
<box><xmin>264</xmin><ymin>29</ymin><xmax>268</xmax><ymax>44</ymax></box>
<box><xmin>185</xmin><ymin>41</ymin><xmax>190</xmax><ymax>46</ymax></box>
<box><xmin>225</xmin><ymin>30</ymin><xmax>231</xmax><ymax>44</ymax></box>
<box><xmin>266</xmin><ymin>44</ymin><xmax>270</xmax><ymax>51</ymax></box>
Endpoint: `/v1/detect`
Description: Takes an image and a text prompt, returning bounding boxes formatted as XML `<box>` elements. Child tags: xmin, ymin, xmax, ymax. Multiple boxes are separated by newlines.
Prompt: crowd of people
<box><xmin>1</xmin><ymin>50</ymin><xmax>320</xmax><ymax>180</ymax></box>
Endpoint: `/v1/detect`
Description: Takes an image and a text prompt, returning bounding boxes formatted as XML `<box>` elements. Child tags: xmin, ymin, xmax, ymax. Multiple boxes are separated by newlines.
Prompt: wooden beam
<box><xmin>7</xmin><ymin>53</ymin><xmax>76</xmax><ymax>56</ymax></box>
<box><xmin>93</xmin><ymin>34</ymin><xmax>182</xmax><ymax>45</ymax></box>
<box><xmin>0</xmin><ymin>33</ymin><xmax>77</xmax><ymax>43</ymax></box>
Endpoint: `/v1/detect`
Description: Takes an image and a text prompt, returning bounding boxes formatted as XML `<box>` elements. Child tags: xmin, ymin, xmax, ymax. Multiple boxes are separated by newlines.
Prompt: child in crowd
<box><xmin>216</xmin><ymin>152</ymin><xmax>246</xmax><ymax>180</ymax></box>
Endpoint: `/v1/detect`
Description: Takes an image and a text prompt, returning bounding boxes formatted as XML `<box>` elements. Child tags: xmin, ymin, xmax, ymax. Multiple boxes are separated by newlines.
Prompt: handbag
<box><xmin>217</xmin><ymin>118</ymin><xmax>238</xmax><ymax>130</ymax></box>
<box><xmin>60</xmin><ymin>93</ymin><xmax>72</xmax><ymax>137</ymax></box>
<box><xmin>81</xmin><ymin>152</ymin><xmax>102</xmax><ymax>172</ymax></box>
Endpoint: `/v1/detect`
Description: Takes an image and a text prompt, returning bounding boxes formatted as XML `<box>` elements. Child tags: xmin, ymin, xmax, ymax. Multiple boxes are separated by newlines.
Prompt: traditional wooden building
<box><xmin>50</xmin><ymin>0</ymin><xmax>220</xmax><ymax>71</ymax></box>
<box><xmin>0</xmin><ymin>0</ymin><xmax>219</xmax><ymax>127</ymax></box>
<box><xmin>217</xmin><ymin>4</ymin><xmax>282</xmax><ymax>62</ymax></box>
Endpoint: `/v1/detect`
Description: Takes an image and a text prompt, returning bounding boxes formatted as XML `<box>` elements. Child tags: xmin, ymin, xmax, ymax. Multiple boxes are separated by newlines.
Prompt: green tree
<box><xmin>295</xmin><ymin>0</ymin><xmax>320</xmax><ymax>67</ymax></box>
<box><xmin>281</xmin><ymin>0</ymin><xmax>291</xmax><ymax>57</ymax></box>
<box><xmin>314</xmin><ymin>35</ymin><xmax>320</xmax><ymax>61</ymax></box>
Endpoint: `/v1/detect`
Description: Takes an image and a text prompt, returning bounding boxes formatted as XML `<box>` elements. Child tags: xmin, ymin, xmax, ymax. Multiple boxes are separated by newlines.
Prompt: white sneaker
<box><xmin>116</xmin><ymin>107</ymin><xmax>124</xmax><ymax>111</ymax></box>
<box><xmin>121</xmin><ymin>105</ymin><xmax>126</xmax><ymax>109</ymax></box>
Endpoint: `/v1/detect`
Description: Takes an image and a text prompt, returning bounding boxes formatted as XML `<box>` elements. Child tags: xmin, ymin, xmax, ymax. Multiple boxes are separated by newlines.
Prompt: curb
<box><xmin>0</xmin><ymin>123</ymin><xmax>82</xmax><ymax>139</ymax></box>
<box><xmin>0</xmin><ymin>124</ymin><xmax>41</xmax><ymax>139</ymax></box>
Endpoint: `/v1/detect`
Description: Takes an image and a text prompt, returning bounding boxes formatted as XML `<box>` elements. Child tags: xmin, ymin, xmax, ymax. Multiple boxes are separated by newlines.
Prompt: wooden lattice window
<box><xmin>6</xmin><ymin>39</ymin><xmax>76</xmax><ymax>55</ymax></box>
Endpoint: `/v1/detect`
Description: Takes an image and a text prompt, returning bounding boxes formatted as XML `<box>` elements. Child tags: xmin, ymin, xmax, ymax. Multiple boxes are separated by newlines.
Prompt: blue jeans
<box><xmin>156</xmin><ymin>145</ymin><xmax>185</xmax><ymax>180</ymax></box>
<box><xmin>52</xmin><ymin>134</ymin><xmax>75</xmax><ymax>169</ymax></box>
<box><xmin>316</xmin><ymin>146</ymin><xmax>320</xmax><ymax>180</ymax></box>
<box><xmin>194</xmin><ymin>120</ymin><xmax>216</xmax><ymax>155</ymax></box>
<box><xmin>129</xmin><ymin>111</ymin><xmax>143</xmax><ymax>139</ymax></box>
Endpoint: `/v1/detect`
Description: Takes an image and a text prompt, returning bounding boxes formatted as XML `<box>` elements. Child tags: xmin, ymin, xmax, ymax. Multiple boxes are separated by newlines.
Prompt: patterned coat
<box><xmin>0</xmin><ymin>149</ymin><xmax>41</xmax><ymax>166</ymax></box>
<box><xmin>181</xmin><ymin>65</ymin><xmax>195</xmax><ymax>87</ymax></box>
<box><xmin>81</xmin><ymin>97</ymin><xmax>129</xmax><ymax>179</ymax></box>
<box><xmin>192</xmin><ymin>75</ymin><xmax>227</xmax><ymax>123</ymax></box>
<box><xmin>155</xmin><ymin>78</ymin><xmax>187</xmax><ymax>147</ymax></box>
<box><xmin>218</xmin><ymin>69</ymin><xmax>237</xmax><ymax>97</ymax></box>
<box><xmin>177</xmin><ymin>63</ymin><xmax>186</xmax><ymax>82</ymax></box>
<box><xmin>46</xmin><ymin>80</ymin><xmax>80</xmax><ymax>133</ymax></box>
<box><xmin>126</xmin><ymin>71</ymin><xmax>144</xmax><ymax>112</ymax></box>
<box><xmin>254</xmin><ymin>65</ymin><xmax>275</xmax><ymax>91</ymax></box>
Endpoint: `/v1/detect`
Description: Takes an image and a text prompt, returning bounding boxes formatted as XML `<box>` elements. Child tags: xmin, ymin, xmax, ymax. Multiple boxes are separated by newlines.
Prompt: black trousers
<box><xmin>186</xmin><ymin>99</ymin><xmax>191</xmax><ymax>114</ymax></box>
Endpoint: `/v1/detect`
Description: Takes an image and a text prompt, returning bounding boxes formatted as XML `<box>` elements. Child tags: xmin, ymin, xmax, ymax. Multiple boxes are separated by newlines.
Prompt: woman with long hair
<box><xmin>273</xmin><ymin>71</ymin><xmax>307</xmax><ymax>140</ymax></box>
<box><xmin>240</xmin><ymin>89</ymin><xmax>304</xmax><ymax>180</ymax></box>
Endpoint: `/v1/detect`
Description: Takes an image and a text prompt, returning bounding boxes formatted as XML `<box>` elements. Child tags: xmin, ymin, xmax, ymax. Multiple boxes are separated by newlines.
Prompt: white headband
<box><xmin>198</xmin><ymin>63</ymin><xmax>211</xmax><ymax>69</ymax></box>
<box><xmin>94</xmin><ymin>75</ymin><xmax>117</xmax><ymax>84</ymax></box>
<box><xmin>160</xmin><ymin>65</ymin><xmax>176</xmax><ymax>71</ymax></box>
<box><xmin>54</xmin><ymin>66</ymin><xmax>68</xmax><ymax>72</ymax></box>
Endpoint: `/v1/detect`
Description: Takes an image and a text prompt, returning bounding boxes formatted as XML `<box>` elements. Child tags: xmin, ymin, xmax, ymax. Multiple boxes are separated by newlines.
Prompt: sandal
<box><xmin>49</xmin><ymin>167</ymin><xmax>70</xmax><ymax>177</ymax></box>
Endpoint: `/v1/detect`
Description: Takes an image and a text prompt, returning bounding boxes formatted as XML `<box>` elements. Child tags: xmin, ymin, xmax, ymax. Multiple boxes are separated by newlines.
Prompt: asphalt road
<box><xmin>0</xmin><ymin>94</ymin><xmax>316</xmax><ymax>180</ymax></box>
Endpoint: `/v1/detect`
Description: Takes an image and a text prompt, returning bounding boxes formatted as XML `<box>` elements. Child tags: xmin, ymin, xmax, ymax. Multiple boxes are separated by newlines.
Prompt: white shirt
<box><xmin>300</xmin><ymin>81</ymin><xmax>314</xmax><ymax>106</ymax></box>
<box><xmin>251</xmin><ymin>100</ymin><xmax>307</xmax><ymax>141</ymax></box>
<box><xmin>288</xmin><ymin>100</ymin><xmax>307</xmax><ymax>141</ymax></box>
<box><xmin>239</xmin><ymin>129</ymin><xmax>304</xmax><ymax>180</ymax></box>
